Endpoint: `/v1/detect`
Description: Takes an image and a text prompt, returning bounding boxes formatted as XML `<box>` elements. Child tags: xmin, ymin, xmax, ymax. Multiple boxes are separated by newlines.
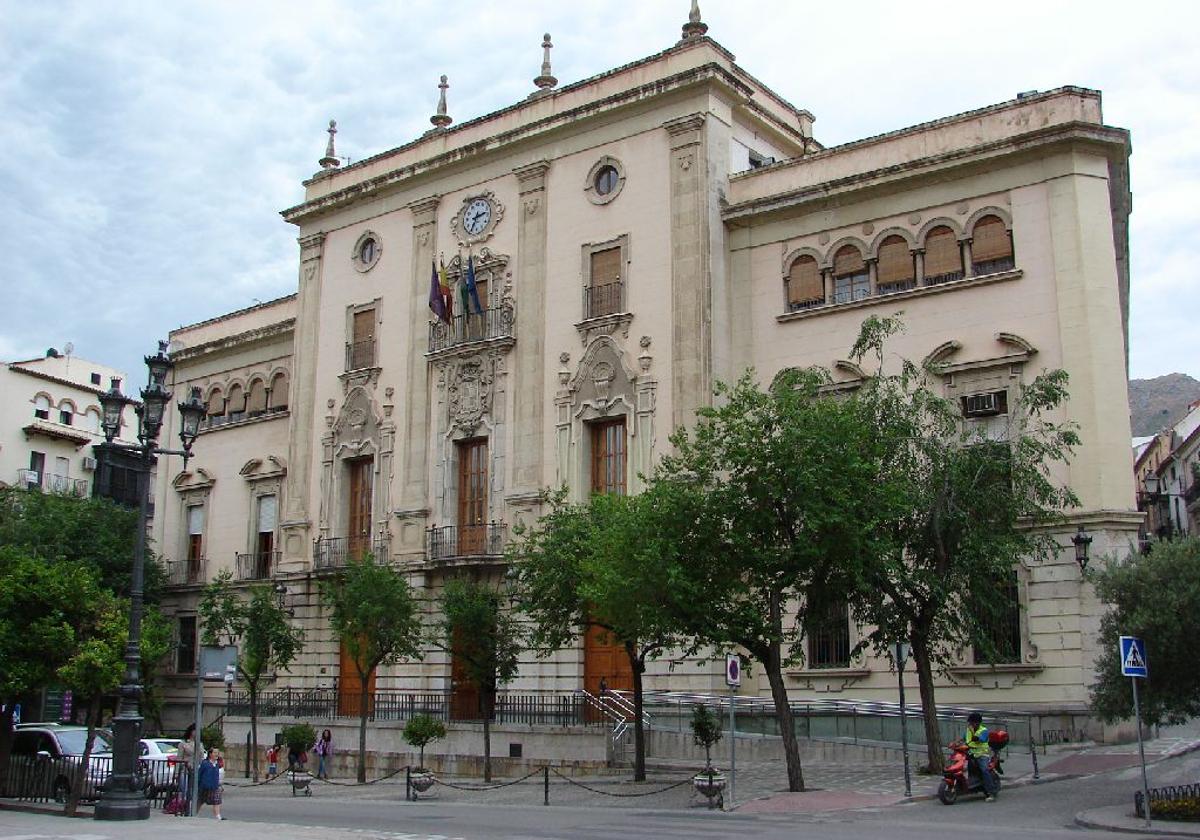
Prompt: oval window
<box><xmin>594</xmin><ymin>165</ymin><xmax>619</xmax><ymax>196</ymax></box>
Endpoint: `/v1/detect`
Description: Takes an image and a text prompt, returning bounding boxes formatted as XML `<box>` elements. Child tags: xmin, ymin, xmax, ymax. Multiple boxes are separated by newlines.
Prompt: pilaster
<box><xmin>664</xmin><ymin>113</ymin><xmax>711</xmax><ymax>431</ymax></box>
<box><xmin>280</xmin><ymin>232</ymin><xmax>325</xmax><ymax>572</ymax></box>
<box><xmin>511</xmin><ymin>161</ymin><xmax>551</xmax><ymax>500</ymax></box>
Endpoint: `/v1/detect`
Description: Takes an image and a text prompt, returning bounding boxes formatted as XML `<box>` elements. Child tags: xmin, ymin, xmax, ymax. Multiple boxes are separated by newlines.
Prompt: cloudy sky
<box><xmin>2</xmin><ymin>0</ymin><xmax>1196</xmax><ymax>386</ymax></box>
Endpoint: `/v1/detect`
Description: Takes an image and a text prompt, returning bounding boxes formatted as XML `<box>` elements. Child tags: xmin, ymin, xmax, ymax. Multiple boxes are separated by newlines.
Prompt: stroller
<box><xmin>288</xmin><ymin>749</ymin><xmax>313</xmax><ymax>797</ymax></box>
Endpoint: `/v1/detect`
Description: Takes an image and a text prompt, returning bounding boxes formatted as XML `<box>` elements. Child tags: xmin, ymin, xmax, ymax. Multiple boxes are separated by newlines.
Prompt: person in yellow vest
<box><xmin>965</xmin><ymin>711</ymin><xmax>998</xmax><ymax>801</ymax></box>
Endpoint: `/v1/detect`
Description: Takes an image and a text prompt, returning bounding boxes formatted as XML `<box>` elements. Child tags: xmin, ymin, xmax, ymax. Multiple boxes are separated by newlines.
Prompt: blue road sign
<box><xmin>1120</xmin><ymin>635</ymin><xmax>1148</xmax><ymax>678</ymax></box>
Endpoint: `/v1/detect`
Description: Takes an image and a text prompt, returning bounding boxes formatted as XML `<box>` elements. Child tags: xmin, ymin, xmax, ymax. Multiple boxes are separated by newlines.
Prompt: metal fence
<box><xmin>426</xmin><ymin>523</ymin><xmax>507</xmax><ymax>560</ymax></box>
<box><xmin>427</xmin><ymin>306</ymin><xmax>514</xmax><ymax>352</ymax></box>
<box><xmin>1136</xmin><ymin>783</ymin><xmax>1200</xmax><ymax>819</ymax></box>
<box><xmin>3</xmin><ymin>754</ymin><xmax>113</xmax><ymax>803</ymax></box>
<box><xmin>226</xmin><ymin>688</ymin><xmax>603</xmax><ymax>728</ymax></box>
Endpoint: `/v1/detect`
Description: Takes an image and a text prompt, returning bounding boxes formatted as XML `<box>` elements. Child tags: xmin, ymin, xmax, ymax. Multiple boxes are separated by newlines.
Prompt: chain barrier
<box><xmin>225</xmin><ymin>764</ymin><xmax>410</xmax><ymax>789</ymax></box>
<box><xmin>427</xmin><ymin>766</ymin><xmax>545</xmax><ymax>791</ymax></box>
<box><xmin>549</xmin><ymin>767</ymin><xmax>694</xmax><ymax>798</ymax></box>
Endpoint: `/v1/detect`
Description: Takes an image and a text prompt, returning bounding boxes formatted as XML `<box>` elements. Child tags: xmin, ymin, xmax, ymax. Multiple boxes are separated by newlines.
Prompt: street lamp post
<box><xmin>94</xmin><ymin>341</ymin><xmax>205</xmax><ymax>822</ymax></box>
<box><xmin>894</xmin><ymin>641</ymin><xmax>912</xmax><ymax>798</ymax></box>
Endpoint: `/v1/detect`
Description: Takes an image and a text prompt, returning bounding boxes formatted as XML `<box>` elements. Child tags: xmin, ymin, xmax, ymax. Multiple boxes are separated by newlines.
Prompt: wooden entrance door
<box><xmin>456</xmin><ymin>439</ymin><xmax>488</xmax><ymax>555</ymax></box>
<box><xmin>449</xmin><ymin>627</ymin><xmax>481</xmax><ymax>721</ymax></box>
<box><xmin>584</xmin><ymin>623</ymin><xmax>633</xmax><ymax>697</ymax></box>
<box><xmin>337</xmin><ymin>638</ymin><xmax>376</xmax><ymax>717</ymax></box>
<box><xmin>347</xmin><ymin>458</ymin><xmax>373</xmax><ymax>560</ymax></box>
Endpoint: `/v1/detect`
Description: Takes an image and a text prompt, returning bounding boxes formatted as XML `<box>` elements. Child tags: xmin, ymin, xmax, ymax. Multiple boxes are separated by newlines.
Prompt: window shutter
<box><xmin>923</xmin><ymin>226</ymin><xmax>961</xmax><ymax>276</ymax></box>
<box><xmin>257</xmin><ymin>495</ymin><xmax>277</xmax><ymax>533</ymax></box>
<box><xmin>590</xmin><ymin>247</ymin><xmax>622</xmax><ymax>287</ymax></box>
<box><xmin>247</xmin><ymin>380</ymin><xmax>267</xmax><ymax>414</ymax></box>
<box><xmin>352</xmin><ymin>309</ymin><xmax>375</xmax><ymax>344</ymax></box>
<box><xmin>833</xmin><ymin>245</ymin><xmax>865</xmax><ymax>277</ymax></box>
<box><xmin>207</xmin><ymin>388</ymin><xmax>225</xmax><ymax>416</ymax></box>
<box><xmin>187</xmin><ymin>506</ymin><xmax>205</xmax><ymax>535</ymax></box>
<box><xmin>270</xmin><ymin>372</ymin><xmax>289</xmax><ymax>409</ymax></box>
<box><xmin>971</xmin><ymin>216</ymin><xmax>1012</xmax><ymax>262</ymax></box>
<box><xmin>877</xmin><ymin>236</ymin><xmax>914</xmax><ymax>284</ymax></box>
<box><xmin>786</xmin><ymin>256</ymin><xmax>822</xmax><ymax>305</ymax></box>
<box><xmin>226</xmin><ymin>384</ymin><xmax>245</xmax><ymax>414</ymax></box>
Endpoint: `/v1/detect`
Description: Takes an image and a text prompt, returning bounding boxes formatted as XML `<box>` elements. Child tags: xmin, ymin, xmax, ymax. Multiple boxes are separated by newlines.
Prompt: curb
<box><xmin>1075</xmin><ymin>808</ymin><xmax>1200</xmax><ymax>837</ymax></box>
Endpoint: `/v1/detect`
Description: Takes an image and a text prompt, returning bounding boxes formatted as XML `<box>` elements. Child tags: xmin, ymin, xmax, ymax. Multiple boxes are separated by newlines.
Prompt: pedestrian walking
<box><xmin>313</xmin><ymin>729</ymin><xmax>333</xmax><ymax>780</ymax></box>
<box><xmin>267</xmin><ymin>744</ymin><xmax>279</xmax><ymax>778</ymax></box>
<box><xmin>196</xmin><ymin>748</ymin><xmax>225</xmax><ymax>820</ymax></box>
<box><xmin>177</xmin><ymin>723</ymin><xmax>204</xmax><ymax>813</ymax></box>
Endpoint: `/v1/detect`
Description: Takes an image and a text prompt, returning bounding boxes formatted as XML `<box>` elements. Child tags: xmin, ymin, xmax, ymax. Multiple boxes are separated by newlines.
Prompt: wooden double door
<box><xmin>584</xmin><ymin>623</ymin><xmax>633</xmax><ymax>697</ymax></box>
<box><xmin>347</xmin><ymin>457</ymin><xmax>373</xmax><ymax>559</ymax></box>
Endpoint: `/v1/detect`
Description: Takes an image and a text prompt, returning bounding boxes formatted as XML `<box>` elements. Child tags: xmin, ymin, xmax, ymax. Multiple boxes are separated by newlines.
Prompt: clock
<box><xmin>453</xmin><ymin>192</ymin><xmax>504</xmax><ymax>244</ymax></box>
<box><xmin>462</xmin><ymin>197</ymin><xmax>492</xmax><ymax>236</ymax></box>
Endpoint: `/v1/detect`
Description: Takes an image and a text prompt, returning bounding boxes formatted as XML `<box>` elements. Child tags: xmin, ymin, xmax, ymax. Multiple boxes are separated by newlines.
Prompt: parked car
<box><xmin>9</xmin><ymin>724</ymin><xmax>114</xmax><ymax>802</ymax></box>
<box><xmin>139</xmin><ymin>738</ymin><xmax>182</xmax><ymax>797</ymax></box>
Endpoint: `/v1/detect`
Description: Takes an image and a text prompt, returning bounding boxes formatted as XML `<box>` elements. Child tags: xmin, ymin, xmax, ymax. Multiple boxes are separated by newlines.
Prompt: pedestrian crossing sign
<box><xmin>1119</xmin><ymin>635</ymin><xmax>1148</xmax><ymax>678</ymax></box>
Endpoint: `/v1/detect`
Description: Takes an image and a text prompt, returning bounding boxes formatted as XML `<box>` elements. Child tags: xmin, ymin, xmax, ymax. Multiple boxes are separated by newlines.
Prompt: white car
<box><xmin>138</xmin><ymin>738</ymin><xmax>182</xmax><ymax>796</ymax></box>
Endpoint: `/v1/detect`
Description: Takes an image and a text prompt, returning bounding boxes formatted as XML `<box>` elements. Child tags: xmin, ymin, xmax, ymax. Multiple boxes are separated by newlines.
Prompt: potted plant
<box><xmin>280</xmin><ymin>722</ymin><xmax>316</xmax><ymax>769</ymax></box>
<box><xmin>403</xmin><ymin>714</ymin><xmax>446</xmax><ymax>795</ymax></box>
<box><xmin>690</xmin><ymin>704</ymin><xmax>726</xmax><ymax>807</ymax></box>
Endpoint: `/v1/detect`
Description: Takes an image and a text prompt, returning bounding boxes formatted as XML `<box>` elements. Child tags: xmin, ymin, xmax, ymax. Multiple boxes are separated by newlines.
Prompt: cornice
<box><xmin>7</xmin><ymin>365</ymin><xmax>108</xmax><ymax>397</ymax></box>
<box><xmin>281</xmin><ymin>63</ymin><xmax>755</xmax><ymax>226</ymax></box>
<box><xmin>171</xmin><ymin>319</ymin><xmax>296</xmax><ymax>363</ymax></box>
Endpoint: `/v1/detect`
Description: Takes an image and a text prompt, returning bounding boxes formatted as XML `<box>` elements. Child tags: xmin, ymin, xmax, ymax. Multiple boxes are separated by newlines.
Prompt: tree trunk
<box><xmin>482</xmin><ymin>688</ymin><xmax>493</xmax><ymax>783</ymax></box>
<box><xmin>65</xmin><ymin>700</ymin><xmax>100</xmax><ymax>817</ymax></box>
<box><xmin>627</xmin><ymin>642</ymin><xmax>646</xmax><ymax>782</ymax></box>
<box><xmin>764</xmin><ymin>643</ymin><xmax>805</xmax><ymax>791</ymax></box>
<box><xmin>249</xmin><ymin>682</ymin><xmax>260</xmax><ymax>782</ymax></box>
<box><xmin>357</xmin><ymin>679</ymin><xmax>369</xmax><ymax>783</ymax></box>
<box><xmin>910</xmin><ymin>631</ymin><xmax>944</xmax><ymax>773</ymax></box>
<box><xmin>0</xmin><ymin>703</ymin><xmax>14</xmax><ymax>795</ymax></box>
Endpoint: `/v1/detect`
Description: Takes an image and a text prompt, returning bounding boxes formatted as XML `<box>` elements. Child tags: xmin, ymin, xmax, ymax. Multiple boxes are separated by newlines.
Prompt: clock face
<box><xmin>463</xmin><ymin>198</ymin><xmax>492</xmax><ymax>236</ymax></box>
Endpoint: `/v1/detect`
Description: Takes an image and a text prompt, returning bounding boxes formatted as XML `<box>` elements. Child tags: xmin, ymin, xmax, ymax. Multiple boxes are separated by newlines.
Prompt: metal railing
<box><xmin>345</xmin><ymin>338</ymin><xmax>377</xmax><ymax>371</ymax></box>
<box><xmin>787</xmin><ymin>296</ymin><xmax>826</xmax><ymax>312</ymax></box>
<box><xmin>924</xmin><ymin>269</ymin><xmax>965</xmax><ymax>286</ymax></box>
<box><xmin>428</xmin><ymin>305</ymin><xmax>514</xmax><ymax>352</ymax></box>
<box><xmin>426</xmin><ymin>523</ymin><xmax>507</xmax><ymax>561</ymax></box>
<box><xmin>877</xmin><ymin>279</ymin><xmax>917</xmax><ymax>295</ymax></box>
<box><xmin>583</xmin><ymin>280</ymin><xmax>625</xmax><ymax>320</ymax></box>
<box><xmin>1136</xmin><ymin>782</ymin><xmax>1200</xmax><ymax>819</ymax></box>
<box><xmin>226</xmin><ymin>688</ymin><xmax>602</xmax><ymax>727</ymax></box>
<box><xmin>14</xmin><ymin>470</ymin><xmax>88</xmax><ymax>496</ymax></box>
<box><xmin>971</xmin><ymin>256</ymin><xmax>1016</xmax><ymax>276</ymax></box>
<box><xmin>235</xmin><ymin>550</ymin><xmax>280</xmax><ymax>581</ymax></box>
<box><xmin>165</xmin><ymin>557</ymin><xmax>205</xmax><ymax>587</ymax></box>
<box><xmin>3</xmin><ymin>753</ymin><xmax>113</xmax><ymax>803</ymax></box>
<box><xmin>313</xmin><ymin>537</ymin><xmax>390</xmax><ymax>570</ymax></box>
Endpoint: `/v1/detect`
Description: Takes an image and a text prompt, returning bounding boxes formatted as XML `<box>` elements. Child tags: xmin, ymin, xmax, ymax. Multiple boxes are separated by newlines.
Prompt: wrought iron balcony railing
<box><xmin>313</xmin><ymin>536</ymin><xmax>390</xmax><ymax>570</ymax></box>
<box><xmin>235</xmin><ymin>550</ymin><xmax>280</xmax><ymax>581</ymax></box>
<box><xmin>876</xmin><ymin>279</ymin><xmax>917</xmax><ymax>295</ymax></box>
<box><xmin>345</xmin><ymin>338</ymin><xmax>377</xmax><ymax>371</ymax></box>
<box><xmin>971</xmin><ymin>256</ymin><xmax>1016</xmax><ymax>276</ymax></box>
<box><xmin>426</xmin><ymin>522</ymin><xmax>507</xmax><ymax>561</ymax></box>
<box><xmin>583</xmin><ymin>280</ymin><xmax>625</xmax><ymax>320</ymax></box>
<box><xmin>924</xmin><ymin>269</ymin><xmax>965</xmax><ymax>287</ymax></box>
<box><xmin>165</xmin><ymin>557</ymin><xmax>205</xmax><ymax>587</ymax></box>
<box><xmin>428</xmin><ymin>305</ymin><xmax>514</xmax><ymax>353</ymax></box>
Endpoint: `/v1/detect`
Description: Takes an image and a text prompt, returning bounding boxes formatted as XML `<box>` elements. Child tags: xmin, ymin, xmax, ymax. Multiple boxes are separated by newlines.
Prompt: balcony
<box><xmin>924</xmin><ymin>269</ymin><xmax>965</xmax><ymax>287</ymax></box>
<box><xmin>428</xmin><ymin>305</ymin><xmax>514</xmax><ymax>354</ymax></box>
<box><xmin>235</xmin><ymin>550</ymin><xmax>280</xmax><ymax>581</ymax></box>
<box><xmin>345</xmin><ymin>338</ymin><xmax>377</xmax><ymax>371</ymax></box>
<box><xmin>876</xmin><ymin>279</ymin><xmax>917</xmax><ymax>295</ymax></box>
<box><xmin>313</xmin><ymin>536</ymin><xmax>390</xmax><ymax>571</ymax></box>
<box><xmin>165</xmin><ymin>557</ymin><xmax>206</xmax><ymax>587</ymax></box>
<box><xmin>15</xmin><ymin>470</ymin><xmax>89</xmax><ymax>497</ymax></box>
<box><xmin>426</xmin><ymin>523</ymin><xmax>507</xmax><ymax>563</ymax></box>
<box><xmin>583</xmin><ymin>280</ymin><xmax>624</xmax><ymax>320</ymax></box>
<box><xmin>972</xmin><ymin>255</ymin><xmax>1016</xmax><ymax>276</ymax></box>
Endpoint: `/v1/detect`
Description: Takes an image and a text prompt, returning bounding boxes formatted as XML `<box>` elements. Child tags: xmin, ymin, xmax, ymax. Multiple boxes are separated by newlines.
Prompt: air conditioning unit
<box><xmin>82</xmin><ymin>456</ymin><xmax>98</xmax><ymax>471</ymax></box>
<box><xmin>962</xmin><ymin>391</ymin><xmax>1006</xmax><ymax>418</ymax></box>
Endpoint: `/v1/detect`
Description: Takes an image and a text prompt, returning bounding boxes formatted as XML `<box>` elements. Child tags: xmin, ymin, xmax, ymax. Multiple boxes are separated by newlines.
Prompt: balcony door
<box><xmin>449</xmin><ymin>626</ymin><xmax>482</xmax><ymax>721</ymax></box>
<box><xmin>347</xmin><ymin>458</ymin><xmax>373</xmax><ymax>560</ymax></box>
<box><xmin>456</xmin><ymin>438</ymin><xmax>488</xmax><ymax>555</ymax></box>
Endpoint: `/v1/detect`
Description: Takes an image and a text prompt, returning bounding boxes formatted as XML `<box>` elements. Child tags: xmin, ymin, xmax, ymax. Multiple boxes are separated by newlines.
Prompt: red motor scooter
<box><xmin>937</xmin><ymin>729</ymin><xmax>1007</xmax><ymax>804</ymax></box>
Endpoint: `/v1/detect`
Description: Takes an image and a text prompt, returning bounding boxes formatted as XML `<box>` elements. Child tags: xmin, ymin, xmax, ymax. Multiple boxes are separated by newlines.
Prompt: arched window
<box><xmin>971</xmin><ymin>215</ymin><xmax>1014</xmax><ymax>275</ymax></box>
<box><xmin>226</xmin><ymin>384</ymin><xmax>246</xmax><ymax>421</ymax></box>
<box><xmin>832</xmin><ymin>245</ymin><xmax>869</xmax><ymax>304</ymax></box>
<box><xmin>269</xmin><ymin>372</ymin><xmax>289</xmax><ymax>411</ymax></box>
<box><xmin>876</xmin><ymin>235</ymin><xmax>915</xmax><ymax>294</ymax></box>
<box><xmin>33</xmin><ymin>394</ymin><xmax>51</xmax><ymax>420</ymax></box>
<box><xmin>923</xmin><ymin>226</ymin><xmax>962</xmax><ymax>285</ymax></box>
<box><xmin>784</xmin><ymin>255</ymin><xmax>823</xmax><ymax>311</ymax></box>
<box><xmin>246</xmin><ymin>379</ymin><xmax>267</xmax><ymax>417</ymax></box>
<box><xmin>206</xmin><ymin>387</ymin><xmax>225</xmax><ymax>424</ymax></box>
<box><xmin>85</xmin><ymin>408</ymin><xmax>102</xmax><ymax>434</ymax></box>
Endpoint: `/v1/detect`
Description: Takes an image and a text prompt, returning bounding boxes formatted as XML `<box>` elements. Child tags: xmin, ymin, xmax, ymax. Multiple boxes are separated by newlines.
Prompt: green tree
<box><xmin>321</xmin><ymin>554</ymin><xmax>423</xmax><ymax>783</ymax></box>
<box><xmin>847</xmin><ymin>315</ymin><xmax>1079</xmax><ymax>772</ymax></box>
<box><xmin>511</xmin><ymin>489</ymin><xmax>694</xmax><ymax>782</ymax></box>
<box><xmin>402</xmin><ymin>714</ymin><xmax>446</xmax><ymax>771</ymax></box>
<box><xmin>438</xmin><ymin>578</ymin><xmax>522</xmax><ymax>782</ymax></box>
<box><xmin>0</xmin><ymin>549</ymin><xmax>104</xmax><ymax>793</ymax></box>
<box><xmin>1090</xmin><ymin>538</ymin><xmax>1200</xmax><ymax>725</ymax></box>
<box><xmin>199</xmin><ymin>572</ymin><xmax>304</xmax><ymax>781</ymax></box>
<box><xmin>651</xmin><ymin>368</ymin><xmax>883</xmax><ymax>792</ymax></box>
<box><xmin>0</xmin><ymin>486</ymin><xmax>165</xmax><ymax>599</ymax></box>
<box><xmin>137</xmin><ymin>606</ymin><xmax>174</xmax><ymax>735</ymax></box>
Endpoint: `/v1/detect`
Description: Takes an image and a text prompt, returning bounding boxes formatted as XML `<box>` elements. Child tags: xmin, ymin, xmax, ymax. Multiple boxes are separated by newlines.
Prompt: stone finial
<box><xmin>430</xmin><ymin>75</ymin><xmax>453</xmax><ymax>129</ymax></box>
<box><xmin>318</xmin><ymin>120</ymin><xmax>340</xmax><ymax>169</ymax></box>
<box><xmin>680</xmin><ymin>0</ymin><xmax>708</xmax><ymax>41</ymax></box>
<box><xmin>531</xmin><ymin>33</ymin><xmax>558</xmax><ymax>97</ymax></box>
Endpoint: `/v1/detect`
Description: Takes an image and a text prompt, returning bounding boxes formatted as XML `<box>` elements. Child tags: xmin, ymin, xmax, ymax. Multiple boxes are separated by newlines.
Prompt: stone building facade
<box><xmin>152</xmin><ymin>9</ymin><xmax>1138</xmax><ymax>735</ymax></box>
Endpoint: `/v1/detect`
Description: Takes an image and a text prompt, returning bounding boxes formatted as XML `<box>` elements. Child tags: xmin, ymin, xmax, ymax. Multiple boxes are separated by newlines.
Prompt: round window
<box><xmin>351</xmin><ymin>231</ymin><xmax>382</xmax><ymax>272</ymax></box>
<box><xmin>594</xmin><ymin>165</ymin><xmax>619</xmax><ymax>196</ymax></box>
<box><xmin>359</xmin><ymin>238</ymin><xmax>377</xmax><ymax>264</ymax></box>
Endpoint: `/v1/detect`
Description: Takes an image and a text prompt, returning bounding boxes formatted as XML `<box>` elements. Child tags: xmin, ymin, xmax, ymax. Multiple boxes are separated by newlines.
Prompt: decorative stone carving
<box><xmin>908</xmin><ymin>212</ymin><xmax>922</xmax><ymax>225</ymax></box>
<box><xmin>446</xmin><ymin>354</ymin><xmax>496</xmax><ymax>435</ymax></box>
<box><xmin>449</xmin><ymin>191</ymin><xmax>505</xmax><ymax>247</ymax></box>
<box><xmin>956</xmin><ymin>201</ymin><xmax>969</xmax><ymax>215</ymax></box>
<box><xmin>639</xmin><ymin>335</ymin><xmax>652</xmax><ymax>348</ymax></box>
<box><xmin>818</xmin><ymin>232</ymin><xmax>830</xmax><ymax>245</ymax></box>
<box><xmin>862</xmin><ymin>222</ymin><xmax>874</xmax><ymax>236</ymax></box>
<box><xmin>559</xmin><ymin>352</ymin><xmax>571</xmax><ymax>365</ymax></box>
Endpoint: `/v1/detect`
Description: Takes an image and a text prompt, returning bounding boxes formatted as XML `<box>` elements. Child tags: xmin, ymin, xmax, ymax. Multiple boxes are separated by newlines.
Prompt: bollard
<box><xmin>544</xmin><ymin>765</ymin><xmax>549</xmax><ymax>806</ymax></box>
<box><xmin>406</xmin><ymin>766</ymin><xmax>412</xmax><ymax>802</ymax></box>
<box><xmin>1030</xmin><ymin>739</ymin><xmax>1039</xmax><ymax>780</ymax></box>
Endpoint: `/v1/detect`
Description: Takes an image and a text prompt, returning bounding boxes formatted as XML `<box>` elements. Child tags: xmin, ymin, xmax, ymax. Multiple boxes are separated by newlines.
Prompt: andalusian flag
<box><xmin>465</xmin><ymin>254</ymin><xmax>484</xmax><ymax>315</ymax></box>
<box><xmin>438</xmin><ymin>258</ymin><xmax>454</xmax><ymax>321</ymax></box>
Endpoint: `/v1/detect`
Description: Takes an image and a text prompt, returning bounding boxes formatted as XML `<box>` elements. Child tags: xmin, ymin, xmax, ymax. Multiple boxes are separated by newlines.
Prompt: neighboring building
<box><xmin>0</xmin><ymin>349</ymin><xmax>134</xmax><ymax>499</ymax></box>
<box><xmin>152</xmin><ymin>7</ymin><xmax>1139</xmax><ymax>738</ymax></box>
<box><xmin>1134</xmin><ymin>400</ymin><xmax>1200</xmax><ymax>543</ymax></box>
